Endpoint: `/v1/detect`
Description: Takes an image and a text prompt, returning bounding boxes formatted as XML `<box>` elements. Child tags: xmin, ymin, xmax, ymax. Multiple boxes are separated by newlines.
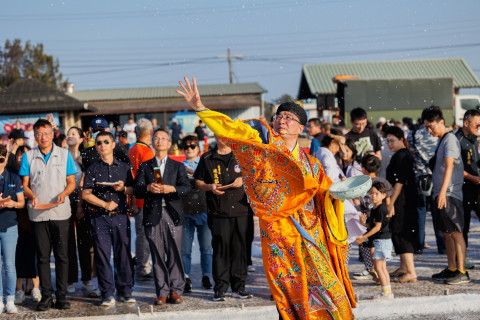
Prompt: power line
<box><xmin>0</xmin><ymin>0</ymin><xmax>355</xmax><ymax>21</ymax></box>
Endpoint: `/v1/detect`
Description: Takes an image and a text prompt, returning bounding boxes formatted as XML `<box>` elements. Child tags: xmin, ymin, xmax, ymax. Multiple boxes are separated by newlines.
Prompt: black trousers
<box><xmin>68</xmin><ymin>202</ymin><xmax>95</xmax><ymax>284</ymax></box>
<box><xmin>463</xmin><ymin>195</ymin><xmax>480</xmax><ymax>247</ymax></box>
<box><xmin>32</xmin><ymin>219</ymin><xmax>70</xmax><ymax>298</ymax></box>
<box><xmin>210</xmin><ymin>215</ymin><xmax>248</xmax><ymax>293</ymax></box>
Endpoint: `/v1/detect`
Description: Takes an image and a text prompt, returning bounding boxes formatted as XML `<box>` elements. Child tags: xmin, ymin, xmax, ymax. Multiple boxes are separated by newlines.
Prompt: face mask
<box><xmin>109</xmin><ymin>123</ymin><xmax>114</xmax><ymax>129</ymax></box>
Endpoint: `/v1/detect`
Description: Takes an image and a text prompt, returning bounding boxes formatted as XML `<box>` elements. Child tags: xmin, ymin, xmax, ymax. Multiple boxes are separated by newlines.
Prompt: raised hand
<box><xmin>176</xmin><ymin>77</ymin><xmax>206</xmax><ymax>111</ymax></box>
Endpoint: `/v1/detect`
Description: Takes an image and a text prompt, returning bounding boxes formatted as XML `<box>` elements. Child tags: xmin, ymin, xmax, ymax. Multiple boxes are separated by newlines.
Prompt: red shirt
<box><xmin>129</xmin><ymin>141</ymin><xmax>154</xmax><ymax>208</ymax></box>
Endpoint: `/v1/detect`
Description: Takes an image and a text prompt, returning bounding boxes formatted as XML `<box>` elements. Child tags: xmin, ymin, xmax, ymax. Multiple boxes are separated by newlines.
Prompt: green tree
<box><xmin>0</xmin><ymin>39</ymin><xmax>67</xmax><ymax>90</ymax></box>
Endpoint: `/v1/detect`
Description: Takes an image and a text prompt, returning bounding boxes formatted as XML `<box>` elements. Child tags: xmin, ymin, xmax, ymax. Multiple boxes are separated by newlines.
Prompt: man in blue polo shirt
<box><xmin>19</xmin><ymin>119</ymin><xmax>77</xmax><ymax>311</ymax></box>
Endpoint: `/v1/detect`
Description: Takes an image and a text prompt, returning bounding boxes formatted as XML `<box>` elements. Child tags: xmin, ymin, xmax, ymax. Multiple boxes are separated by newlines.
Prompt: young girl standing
<box><xmin>356</xmin><ymin>181</ymin><xmax>394</xmax><ymax>301</ymax></box>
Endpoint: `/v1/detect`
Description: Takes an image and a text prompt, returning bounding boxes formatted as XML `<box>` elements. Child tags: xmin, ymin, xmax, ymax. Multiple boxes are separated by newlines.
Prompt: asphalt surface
<box><xmin>2</xmin><ymin>213</ymin><xmax>480</xmax><ymax>319</ymax></box>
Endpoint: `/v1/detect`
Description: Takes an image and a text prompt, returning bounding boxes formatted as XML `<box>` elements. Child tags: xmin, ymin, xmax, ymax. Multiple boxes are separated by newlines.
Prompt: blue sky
<box><xmin>2</xmin><ymin>0</ymin><xmax>479</xmax><ymax>102</ymax></box>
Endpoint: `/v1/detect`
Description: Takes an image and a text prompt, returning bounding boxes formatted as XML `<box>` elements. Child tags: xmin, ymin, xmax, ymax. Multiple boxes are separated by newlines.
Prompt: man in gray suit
<box><xmin>134</xmin><ymin>129</ymin><xmax>191</xmax><ymax>305</ymax></box>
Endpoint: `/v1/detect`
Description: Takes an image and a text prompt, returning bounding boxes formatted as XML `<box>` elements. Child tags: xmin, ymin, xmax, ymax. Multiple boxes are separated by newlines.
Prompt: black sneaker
<box><xmin>445</xmin><ymin>270</ymin><xmax>470</xmax><ymax>285</ymax></box>
<box><xmin>136</xmin><ymin>273</ymin><xmax>154</xmax><ymax>282</ymax></box>
<box><xmin>432</xmin><ymin>268</ymin><xmax>457</xmax><ymax>281</ymax></box>
<box><xmin>36</xmin><ymin>296</ymin><xmax>53</xmax><ymax>311</ymax></box>
<box><xmin>54</xmin><ymin>297</ymin><xmax>71</xmax><ymax>310</ymax></box>
<box><xmin>202</xmin><ymin>276</ymin><xmax>212</xmax><ymax>290</ymax></box>
<box><xmin>232</xmin><ymin>289</ymin><xmax>253</xmax><ymax>299</ymax></box>
<box><xmin>184</xmin><ymin>278</ymin><xmax>192</xmax><ymax>293</ymax></box>
<box><xmin>213</xmin><ymin>291</ymin><xmax>226</xmax><ymax>302</ymax></box>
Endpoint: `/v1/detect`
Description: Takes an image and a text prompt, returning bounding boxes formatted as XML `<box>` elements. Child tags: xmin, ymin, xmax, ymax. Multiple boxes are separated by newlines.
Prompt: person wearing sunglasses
<box><xmin>177</xmin><ymin>77</ymin><xmax>355</xmax><ymax>320</ymax></box>
<box><xmin>454</xmin><ymin>109</ymin><xmax>480</xmax><ymax>270</ymax></box>
<box><xmin>81</xmin><ymin>117</ymin><xmax>131</xmax><ymax>175</ymax></box>
<box><xmin>82</xmin><ymin>131</ymin><xmax>135</xmax><ymax>307</ymax></box>
<box><xmin>19</xmin><ymin>119</ymin><xmax>77</xmax><ymax>311</ymax></box>
<box><xmin>179</xmin><ymin>135</ymin><xmax>212</xmax><ymax>293</ymax></box>
<box><xmin>134</xmin><ymin>129</ymin><xmax>191</xmax><ymax>306</ymax></box>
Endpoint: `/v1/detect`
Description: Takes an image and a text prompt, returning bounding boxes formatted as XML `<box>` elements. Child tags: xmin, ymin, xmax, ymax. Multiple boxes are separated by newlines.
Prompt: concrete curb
<box><xmin>354</xmin><ymin>293</ymin><xmax>480</xmax><ymax>318</ymax></box>
<box><xmin>40</xmin><ymin>293</ymin><xmax>480</xmax><ymax>320</ymax></box>
<box><xmin>43</xmin><ymin>305</ymin><xmax>279</xmax><ymax>320</ymax></box>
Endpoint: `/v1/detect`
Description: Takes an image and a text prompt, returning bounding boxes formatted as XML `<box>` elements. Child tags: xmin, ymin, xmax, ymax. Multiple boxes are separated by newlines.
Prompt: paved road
<box><xmin>3</xmin><ymin>213</ymin><xmax>480</xmax><ymax>319</ymax></box>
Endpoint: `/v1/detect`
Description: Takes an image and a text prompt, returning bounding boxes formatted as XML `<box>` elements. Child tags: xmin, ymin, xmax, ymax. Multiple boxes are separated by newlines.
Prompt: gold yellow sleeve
<box><xmin>197</xmin><ymin>110</ymin><xmax>262</xmax><ymax>143</ymax></box>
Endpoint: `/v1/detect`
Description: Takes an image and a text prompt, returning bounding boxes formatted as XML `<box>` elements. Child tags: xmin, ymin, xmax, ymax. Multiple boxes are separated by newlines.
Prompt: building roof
<box><xmin>0</xmin><ymin>79</ymin><xmax>88</xmax><ymax>114</ymax></box>
<box><xmin>300</xmin><ymin>57</ymin><xmax>480</xmax><ymax>96</ymax></box>
<box><xmin>70</xmin><ymin>82</ymin><xmax>267</xmax><ymax>102</ymax></box>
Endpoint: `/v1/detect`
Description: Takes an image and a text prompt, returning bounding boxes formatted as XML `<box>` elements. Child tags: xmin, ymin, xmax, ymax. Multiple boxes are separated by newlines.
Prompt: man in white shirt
<box><xmin>123</xmin><ymin>118</ymin><xmax>137</xmax><ymax>145</ymax></box>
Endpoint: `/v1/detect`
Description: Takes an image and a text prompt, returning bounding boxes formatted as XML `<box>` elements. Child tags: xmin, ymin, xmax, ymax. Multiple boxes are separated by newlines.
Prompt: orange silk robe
<box><xmin>198</xmin><ymin>111</ymin><xmax>355</xmax><ymax>320</ymax></box>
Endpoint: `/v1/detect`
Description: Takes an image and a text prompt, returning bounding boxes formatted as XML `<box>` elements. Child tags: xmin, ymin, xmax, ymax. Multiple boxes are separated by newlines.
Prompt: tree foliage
<box><xmin>0</xmin><ymin>39</ymin><xmax>67</xmax><ymax>90</ymax></box>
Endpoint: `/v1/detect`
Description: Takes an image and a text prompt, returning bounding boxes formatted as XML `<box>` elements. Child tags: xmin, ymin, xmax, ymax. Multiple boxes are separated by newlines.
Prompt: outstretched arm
<box><xmin>176</xmin><ymin>77</ymin><xmax>262</xmax><ymax>143</ymax></box>
<box><xmin>176</xmin><ymin>77</ymin><xmax>206</xmax><ymax>112</ymax></box>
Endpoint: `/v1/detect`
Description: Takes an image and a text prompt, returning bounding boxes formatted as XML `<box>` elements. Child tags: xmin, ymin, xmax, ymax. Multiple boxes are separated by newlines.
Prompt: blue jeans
<box><xmin>417</xmin><ymin>201</ymin><xmax>427</xmax><ymax>250</ymax></box>
<box><xmin>181</xmin><ymin>213</ymin><xmax>212</xmax><ymax>277</ymax></box>
<box><xmin>0</xmin><ymin>226</ymin><xmax>18</xmax><ymax>300</ymax></box>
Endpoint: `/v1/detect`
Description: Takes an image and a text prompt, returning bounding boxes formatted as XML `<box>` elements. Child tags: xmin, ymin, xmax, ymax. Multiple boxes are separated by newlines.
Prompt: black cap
<box><xmin>8</xmin><ymin>129</ymin><xmax>28</xmax><ymax>140</ymax></box>
<box><xmin>276</xmin><ymin>101</ymin><xmax>307</xmax><ymax>125</ymax></box>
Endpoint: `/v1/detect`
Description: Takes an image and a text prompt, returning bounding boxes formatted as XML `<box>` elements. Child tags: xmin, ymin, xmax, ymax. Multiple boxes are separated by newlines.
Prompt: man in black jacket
<box><xmin>194</xmin><ymin>135</ymin><xmax>252</xmax><ymax>302</ymax></box>
<box><xmin>134</xmin><ymin>129</ymin><xmax>191</xmax><ymax>305</ymax></box>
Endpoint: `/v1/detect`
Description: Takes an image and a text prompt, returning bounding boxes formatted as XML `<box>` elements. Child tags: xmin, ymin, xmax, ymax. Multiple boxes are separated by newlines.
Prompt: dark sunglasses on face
<box><xmin>183</xmin><ymin>144</ymin><xmax>198</xmax><ymax>150</ymax></box>
<box><xmin>0</xmin><ymin>157</ymin><xmax>5</xmax><ymax>164</ymax></box>
<box><xmin>96</xmin><ymin>139</ymin><xmax>110</xmax><ymax>146</ymax></box>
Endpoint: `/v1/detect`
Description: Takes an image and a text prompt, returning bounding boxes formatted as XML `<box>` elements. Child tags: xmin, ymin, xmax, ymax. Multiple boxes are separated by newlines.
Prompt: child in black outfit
<box><xmin>356</xmin><ymin>181</ymin><xmax>394</xmax><ymax>301</ymax></box>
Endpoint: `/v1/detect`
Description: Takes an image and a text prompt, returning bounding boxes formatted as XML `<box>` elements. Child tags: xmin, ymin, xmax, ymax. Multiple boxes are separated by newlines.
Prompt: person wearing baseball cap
<box><xmin>177</xmin><ymin>77</ymin><xmax>355</xmax><ymax>320</ymax></box>
<box><xmin>6</xmin><ymin>130</ymin><xmax>29</xmax><ymax>173</ymax></box>
<box><xmin>90</xmin><ymin>117</ymin><xmax>109</xmax><ymax>131</ymax></box>
<box><xmin>81</xmin><ymin>117</ymin><xmax>131</xmax><ymax>172</ymax></box>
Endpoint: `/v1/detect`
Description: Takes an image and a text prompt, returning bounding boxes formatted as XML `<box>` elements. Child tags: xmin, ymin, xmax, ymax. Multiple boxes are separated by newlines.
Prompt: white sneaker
<box><xmin>373</xmin><ymin>293</ymin><xmax>394</xmax><ymax>301</ymax></box>
<box><xmin>353</xmin><ymin>269</ymin><xmax>370</xmax><ymax>280</ymax></box>
<box><xmin>67</xmin><ymin>284</ymin><xmax>76</xmax><ymax>294</ymax></box>
<box><xmin>5</xmin><ymin>300</ymin><xmax>18</xmax><ymax>314</ymax></box>
<box><xmin>247</xmin><ymin>265</ymin><xmax>256</xmax><ymax>273</ymax></box>
<box><xmin>119</xmin><ymin>296</ymin><xmax>136</xmax><ymax>303</ymax></box>
<box><xmin>31</xmin><ymin>288</ymin><xmax>42</xmax><ymax>302</ymax></box>
<box><xmin>14</xmin><ymin>290</ymin><xmax>25</xmax><ymax>304</ymax></box>
<box><xmin>100</xmin><ymin>296</ymin><xmax>116</xmax><ymax>307</ymax></box>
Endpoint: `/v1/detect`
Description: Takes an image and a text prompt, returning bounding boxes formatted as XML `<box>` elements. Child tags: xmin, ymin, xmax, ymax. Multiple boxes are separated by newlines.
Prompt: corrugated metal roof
<box><xmin>70</xmin><ymin>82</ymin><xmax>266</xmax><ymax>102</ymax></box>
<box><xmin>302</xmin><ymin>58</ymin><xmax>480</xmax><ymax>95</ymax></box>
<box><xmin>0</xmin><ymin>79</ymin><xmax>86</xmax><ymax>113</ymax></box>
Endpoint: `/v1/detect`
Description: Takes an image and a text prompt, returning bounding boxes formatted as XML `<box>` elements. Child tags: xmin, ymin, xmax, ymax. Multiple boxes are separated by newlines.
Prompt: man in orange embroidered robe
<box><xmin>177</xmin><ymin>77</ymin><xmax>355</xmax><ymax>320</ymax></box>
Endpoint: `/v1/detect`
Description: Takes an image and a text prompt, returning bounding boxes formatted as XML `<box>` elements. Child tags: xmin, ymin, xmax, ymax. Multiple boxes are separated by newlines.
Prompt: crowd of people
<box><xmin>0</xmin><ymin>111</ymin><xmax>257</xmax><ymax>314</ymax></box>
<box><xmin>0</xmin><ymin>80</ymin><xmax>478</xmax><ymax>319</ymax></box>
<box><xmin>306</xmin><ymin>105</ymin><xmax>480</xmax><ymax>302</ymax></box>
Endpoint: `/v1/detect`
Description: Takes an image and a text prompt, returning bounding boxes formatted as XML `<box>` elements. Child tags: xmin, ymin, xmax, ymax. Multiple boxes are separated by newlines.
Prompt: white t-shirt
<box><xmin>123</xmin><ymin>122</ymin><xmax>137</xmax><ymax>144</ymax></box>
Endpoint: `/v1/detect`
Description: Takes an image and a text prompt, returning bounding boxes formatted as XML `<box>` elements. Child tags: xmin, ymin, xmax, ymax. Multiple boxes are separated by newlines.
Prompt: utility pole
<box><xmin>219</xmin><ymin>48</ymin><xmax>243</xmax><ymax>84</ymax></box>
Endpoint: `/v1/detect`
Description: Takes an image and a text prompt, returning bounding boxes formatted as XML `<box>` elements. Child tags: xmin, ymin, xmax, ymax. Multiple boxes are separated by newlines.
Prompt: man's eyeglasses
<box><xmin>0</xmin><ymin>157</ymin><xmax>6</xmax><ymax>164</ymax></box>
<box><xmin>183</xmin><ymin>144</ymin><xmax>198</xmax><ymax>150</ymax></box>
<box><xmin>153</xmin><ymin>137</ymin><xmax>169</xmax><ymax>142</ymax></box>
<box><xmin>34</xmin><ymin>132</ymin><xmax>53</xmax><ymax>138</ymax></box>
<box><xmin>96</xmin><ymin>139</ymin><xmax>110</xmax><ymax>146</ymax></box>
<box><xmin>273</xmin><ymin>114</ymin><xmax>301</xmax><ymax>125</ymax></box>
